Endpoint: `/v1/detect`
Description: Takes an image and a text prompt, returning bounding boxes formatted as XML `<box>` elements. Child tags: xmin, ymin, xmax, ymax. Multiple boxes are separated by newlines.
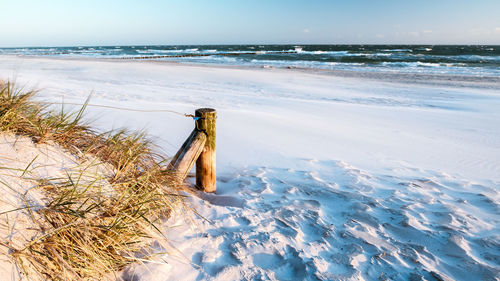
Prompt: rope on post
<box><xmin>40</xmin><ymin>101</ymin><xmax>218</xmax><ymax>192</ymax></box>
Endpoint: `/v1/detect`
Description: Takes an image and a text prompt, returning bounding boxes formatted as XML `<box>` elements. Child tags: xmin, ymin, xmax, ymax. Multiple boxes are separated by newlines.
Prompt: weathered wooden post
<box><xmin>167</xmin><ymin>108</ymin><xmax>216</xmax><ymax>193</ymax></box>
<box><xmin>195</xmin><ymin>108</ymin><xmax>217</xmax><ymax>193</ymax></box>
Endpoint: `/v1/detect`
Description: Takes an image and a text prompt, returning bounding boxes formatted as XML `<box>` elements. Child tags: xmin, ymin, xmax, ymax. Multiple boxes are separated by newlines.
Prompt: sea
<box><xmin>1</xmin><ymin>45</ymin><xmax>499</xmax><ymax>77</ymax></box>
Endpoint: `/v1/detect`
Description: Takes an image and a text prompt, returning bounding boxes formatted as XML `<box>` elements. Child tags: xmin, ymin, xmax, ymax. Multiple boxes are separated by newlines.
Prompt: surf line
<box><xmin>118</xmin><ymin>51</ymin><xmax>297</xmax><ymax>60</ymax></box>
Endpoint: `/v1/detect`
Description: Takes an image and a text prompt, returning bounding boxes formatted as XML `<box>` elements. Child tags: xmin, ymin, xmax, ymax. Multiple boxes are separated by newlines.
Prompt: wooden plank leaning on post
<box><xmin>195</xmin><ymin>108</ymin><xmax>217</xmax><ymax>193</ymax></box>
<box><xmin>168</xmin><ymin>126</ymin><xmax>207</xmax><ymax>182</ymax></box>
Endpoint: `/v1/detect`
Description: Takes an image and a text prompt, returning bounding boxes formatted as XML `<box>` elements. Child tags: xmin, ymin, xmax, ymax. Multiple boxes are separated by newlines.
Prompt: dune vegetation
<box><xmin>0</xmin><ymin>81</ymin><xmax>186</xmax><ymax>280</ymax></box>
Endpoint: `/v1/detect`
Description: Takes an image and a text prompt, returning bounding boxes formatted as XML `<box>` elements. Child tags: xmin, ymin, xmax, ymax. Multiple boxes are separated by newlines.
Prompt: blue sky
<box><xmin>1</xmin><ymin>0</ymin><xmax>499</xmax><ymax>47</ymax></box>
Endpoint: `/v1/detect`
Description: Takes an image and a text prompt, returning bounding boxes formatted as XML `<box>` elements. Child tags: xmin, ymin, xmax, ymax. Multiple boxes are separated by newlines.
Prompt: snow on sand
<box><xmin>1</xmin><ymin>56</ymin><xmax>499</xmax><ymax>280</ymax></box>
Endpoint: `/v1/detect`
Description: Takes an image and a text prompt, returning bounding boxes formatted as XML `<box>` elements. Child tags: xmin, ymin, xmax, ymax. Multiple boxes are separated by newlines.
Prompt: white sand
<box><xmin>1</xmin><ymin>56</ymin><xmax>499</xmax><ymax>280</ymax></box>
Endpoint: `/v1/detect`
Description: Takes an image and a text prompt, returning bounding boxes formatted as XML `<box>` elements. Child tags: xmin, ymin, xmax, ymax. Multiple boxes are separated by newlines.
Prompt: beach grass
<box><xmin>0</xmin><ymin>81</ymin><xmax>186</xmax><ymax>280</ymax></box>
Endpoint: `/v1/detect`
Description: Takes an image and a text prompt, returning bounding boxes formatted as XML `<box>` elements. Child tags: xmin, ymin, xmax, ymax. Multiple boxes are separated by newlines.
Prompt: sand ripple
<box><xmin>147</xmin><ymin>159</ymin><xmax>500</xmax><ymax>281</ymax></box>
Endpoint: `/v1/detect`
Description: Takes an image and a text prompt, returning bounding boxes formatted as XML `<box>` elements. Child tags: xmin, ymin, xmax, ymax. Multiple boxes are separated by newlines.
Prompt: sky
<box><xmin>0</xmin><ymin>0</ymin><xmax>499</xmax><ymax>47</ymax></box>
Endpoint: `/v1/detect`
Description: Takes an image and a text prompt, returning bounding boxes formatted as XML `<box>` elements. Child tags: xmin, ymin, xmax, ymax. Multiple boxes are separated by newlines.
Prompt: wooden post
<box><xmin>168</xmin><ymin>129</ymin><xmax>206</xmax><ymax>182</ymax></box>
<box><xmin>195</xmin><ymin>108</ymin><xmax>217</xmax><ymax>193</ymax></box>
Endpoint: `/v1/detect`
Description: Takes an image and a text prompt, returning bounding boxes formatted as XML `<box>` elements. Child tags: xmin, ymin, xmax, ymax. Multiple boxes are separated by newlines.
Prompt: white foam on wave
<box><xmin>455</xmin><ymin>54</ymin><xmax>500</xmax><ymax>62</ymax></box>
<box><xmin>135</xmin><ymin>49</ymin><xmax>183</xmax><ymax>54</ymax></box>
<box><xmin>416</xmin><ymin>61</ymin><xmax>442</xmax><ymax>67</ymax></box>
<box><xmin>296</xmin><ymin>50</ymin><xmax>353</xmax><ymax>56</ymax></box>
<box><xmin>381</xmin><ymin>49</ymin><xmax>413</xmax><ymax>52</ymax></box>
<box><xmin>368</xmin><ymin>53</ymin><xmax>392</xmax><ymax>57</ymax></box>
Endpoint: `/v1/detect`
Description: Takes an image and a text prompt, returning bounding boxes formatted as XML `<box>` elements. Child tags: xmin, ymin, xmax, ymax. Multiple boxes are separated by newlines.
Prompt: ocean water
<box><xmin>1</xmin><ymin>45</ymin><xmax>499</xmax><ymax>77</ymax></box>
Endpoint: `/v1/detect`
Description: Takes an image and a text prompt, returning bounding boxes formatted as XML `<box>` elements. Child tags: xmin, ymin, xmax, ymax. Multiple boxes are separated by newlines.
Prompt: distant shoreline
<box><xmin>2</xmin><ymin>54</ymin><xmax>499</xmax><ymax>90</ymax></box>
<box><xmin>1</xmin><ymin>44</ymin><xmax>499</xmax><ymax>78</ymax></box>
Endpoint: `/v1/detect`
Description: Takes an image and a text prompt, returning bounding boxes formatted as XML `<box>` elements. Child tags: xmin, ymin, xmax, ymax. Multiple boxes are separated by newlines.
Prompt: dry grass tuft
<box><xmin>0</xmin><ymin>81</ymin><xmax>185</xmax><ymax>280</ymax></box>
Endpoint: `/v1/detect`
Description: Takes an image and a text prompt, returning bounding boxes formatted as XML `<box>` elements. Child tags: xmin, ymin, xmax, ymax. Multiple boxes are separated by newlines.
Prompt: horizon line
<box><xmin>1</xmin><ymin>43</ymin><xmax>500</xmax><ymax>48</ymax></box>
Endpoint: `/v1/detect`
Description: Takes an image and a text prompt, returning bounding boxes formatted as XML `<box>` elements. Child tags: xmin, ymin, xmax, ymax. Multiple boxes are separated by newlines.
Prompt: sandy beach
<box><xmin>1</xmin><ymin>55</ymin><xmax>499</xmax><ymax>280</ymax></box>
